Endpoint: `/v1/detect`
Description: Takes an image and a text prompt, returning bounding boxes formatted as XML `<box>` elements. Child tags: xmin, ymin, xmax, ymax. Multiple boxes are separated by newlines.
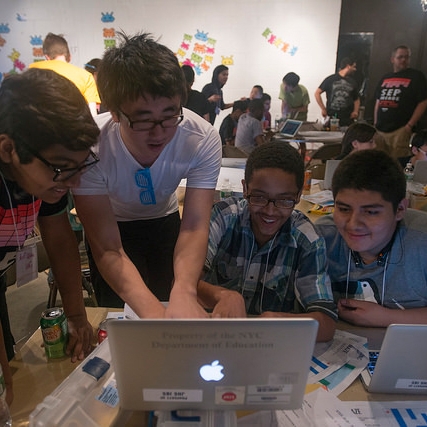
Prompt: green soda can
<box><xmin>40</xmin><ymin>307</ymin><xmax>68</xmax><ymax>359</ymax></box>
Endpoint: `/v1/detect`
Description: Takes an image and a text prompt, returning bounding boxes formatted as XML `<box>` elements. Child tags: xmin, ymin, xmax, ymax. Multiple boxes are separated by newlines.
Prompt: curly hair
<box><xmin>245</xmin><ymin>142</ymin><xmax>304</xmax><ymax>190</ymax></box>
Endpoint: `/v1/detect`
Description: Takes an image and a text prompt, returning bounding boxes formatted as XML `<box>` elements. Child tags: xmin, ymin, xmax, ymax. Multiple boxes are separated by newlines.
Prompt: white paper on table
<box><xmin>340</xmin><ymin>400</ymin><xmax>427</xmax><ymax>427</ymax></box>
<box><xmin>275</xmin><ymin>388</ymin><xmax>366</xmax><ymax>427</ymax></box>
<box><xmin>301</xmin><ymin>190</ymin><xmax>334</xmax><ymax>206</ymax></box>
<box><xmin>308</xmin><ymin>330</ymin><xmax>368</xmax><ymax>384</ymax></box>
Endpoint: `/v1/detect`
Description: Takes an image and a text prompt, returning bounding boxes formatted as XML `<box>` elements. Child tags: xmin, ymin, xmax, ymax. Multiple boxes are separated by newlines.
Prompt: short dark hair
<box><xmin>248</xmin><ymin>98</ymin><xmax>264</xmax><ymax>115</ymax></box>
<box><xmin>392</xmin><ymin>45</ymin><xmax>411</xmax><ymax>56</ymax></box>
<box><xmin>283</xmin><ymin>72</ymin><xmax>300</xmax><ymax>87</ymax></box>
<box><xmin>337</xmin><ymin>123</ymin><xmax>377</xmax><ymax>158</ymax></box>
<box><xmin>339</xmin><ymin>57</ymin><xmax>355</xmax><ymax>69</ymax></box>
<box><xmin>43</xmin><ymin>32</ymin><xmax>70</xmax><ymax>61</ymax></box>
<box><xmin>181</xmin><ymin>65</ymin><xmax>195</xmax><ymax>86</ymax></box>
<box><xmin>332</xmin><ymin>150</ymin><xmax>406</xmax><ymax>212</ymax></box>
<box><xmin>232</xmin><ymin>100</ymin><xmax>248</xmax><ymax>112</ymax></box>
<box><xmin>84</xmin><ymin>58</ymin><xmax>101</xmax><ymax>74</ymax></box>
<box><xmin>261</xmin><ymin>93</ymin><xmax>271</xmax><ymax>102</ymax></box>
<box><xmin>410</xmin><ymin>129</ymin><xmax>427</xmax><ymax>149</ymax></box>
<box><xmin>245</xmin><ymin>142</ymin><xmax>304</xmax><ymax>190</ymax></box>
<box><xmin>97</xmin><ymin>32</ymin><xmax>187</xmax><ymax>113</ymax></box>
<box><xmin>0</xmin><ymin>69</ymin><xmax>99</xmax><ymax>163</ymax></box>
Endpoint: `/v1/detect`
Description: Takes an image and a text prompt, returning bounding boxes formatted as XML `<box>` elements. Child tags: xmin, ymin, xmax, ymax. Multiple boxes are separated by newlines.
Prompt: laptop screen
<box><xmin>107</xmin><ymin>318</ymin><xmax>318</xmax><ymax>412</ymax></box>
<box><xmin>279</xmin><ymin>119</ymin><xmax>303</xmax><ymax>137</ymax></box>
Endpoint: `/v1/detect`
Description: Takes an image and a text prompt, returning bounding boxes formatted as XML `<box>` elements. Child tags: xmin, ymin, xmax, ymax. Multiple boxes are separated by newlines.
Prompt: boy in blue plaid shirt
<box><xmin>198</xmin><ymin>142</ymin><xmax>337</xmax><ymax>342</ymax></box>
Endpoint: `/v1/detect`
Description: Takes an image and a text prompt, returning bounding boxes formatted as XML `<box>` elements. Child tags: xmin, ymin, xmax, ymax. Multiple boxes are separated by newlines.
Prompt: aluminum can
<box><xmin>97</xmin><ymin>319</ymin><xmax>110</xmax><ymax>344</ymax></box>
<box><xmin>303</xmin><ymin>170</ymin><xmax>312</xmax><ymax>192</ymax></box>
<box><xmin>40</xmin><ymin>307</ymin><xmax>68</xmax><ymax>359</ymax></box>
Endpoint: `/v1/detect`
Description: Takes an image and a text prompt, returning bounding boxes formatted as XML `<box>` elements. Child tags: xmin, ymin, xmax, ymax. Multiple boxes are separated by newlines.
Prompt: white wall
<box><xmin>0</xmin><ymin>0</ymin><xmax>341</xmax><ymax>126</ymax></box>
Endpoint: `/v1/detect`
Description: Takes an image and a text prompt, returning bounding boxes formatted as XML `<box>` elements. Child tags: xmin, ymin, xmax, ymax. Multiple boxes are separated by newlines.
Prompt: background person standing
<box><xmin>374</xmin><ymin>45</ymin><xmax>427</xmax><ymax>159</ymax></box>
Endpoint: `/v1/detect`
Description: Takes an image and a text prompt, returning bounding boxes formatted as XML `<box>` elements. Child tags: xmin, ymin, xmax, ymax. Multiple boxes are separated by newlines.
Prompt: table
<box><xmin>9</xmin><ymin>307</ymin><xmax>426</xmax><ymax>427</ymax></box>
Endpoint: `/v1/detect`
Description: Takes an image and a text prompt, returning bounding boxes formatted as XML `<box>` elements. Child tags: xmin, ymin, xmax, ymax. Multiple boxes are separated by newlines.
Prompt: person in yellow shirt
<box><xmin>29</xmin><ymin>33</ymin><xmax>101</xmax><ymax>116</ymax></box>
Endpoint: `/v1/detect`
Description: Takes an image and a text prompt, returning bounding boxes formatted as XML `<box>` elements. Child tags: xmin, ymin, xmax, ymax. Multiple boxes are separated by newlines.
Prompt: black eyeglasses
<box><xmin>23</xmin><ymin>144</ymin><xmax>99</xmax><ymax>182</ymax></box>
<box><xmin>246</xmin><ymin>195</ymin><xmax>296</xmax><ymax>209</ymax></box>
<box><xmin>119</xmin><ymin>108</ymin><xmax>184</xmax><ymax>132</ymax></box>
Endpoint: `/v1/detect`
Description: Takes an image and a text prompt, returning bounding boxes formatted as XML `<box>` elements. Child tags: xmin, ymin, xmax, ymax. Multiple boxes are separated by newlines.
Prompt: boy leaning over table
<box><xmin>315</xmin><ymin>149</ymin><xmax>427</xmax><ymax>327</ymax></box>
<box><xmin>197</xmin><ymin>142</ymin><xmax>337</xmax><ymax>342</ymax></box>
<box><xmin>72</xmin><ymin>32</ymin><xmax>222</xmax><ymax>319</ymax></box>
<box><xmin>0</xmin><ymin>68</ymin><xmax>100</xmax><ymax>403</ymax></box>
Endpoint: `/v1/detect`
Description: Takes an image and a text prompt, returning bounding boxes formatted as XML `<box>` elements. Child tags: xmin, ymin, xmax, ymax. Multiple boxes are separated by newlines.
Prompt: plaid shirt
<box><xmin>204</xmin><ymin>198</ymin><xmax>337</xmax><ymax>319</ymax></box>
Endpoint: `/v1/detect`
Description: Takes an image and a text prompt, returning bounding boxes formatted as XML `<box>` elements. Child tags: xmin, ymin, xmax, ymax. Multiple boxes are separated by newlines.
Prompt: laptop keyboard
<box><xmin>367</xmin><ymin>351</ymin><xmax>380</xmax><ymax>376</ymax></box>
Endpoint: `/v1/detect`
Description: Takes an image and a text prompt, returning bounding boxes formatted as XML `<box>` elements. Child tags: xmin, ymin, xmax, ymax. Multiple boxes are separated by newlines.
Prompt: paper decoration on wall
<box><xmin>16</xmin><ymin>13</ymin><xmax>27</xmax><ymax>22</ymax></box>
<box><xmin>0</xmin><ymin>24</ymin><xmax>10</xmax><ymax>34</ymax></box>
<box><xmin>1</xmin><ymin>22</ymin><xmax>25</xmax><ymax>77</ymax></box>
<box><xmin>30</xmin><ymin>35</ymin><xmax>44</xmax><ymax>63</ymax></box>
<box><xmin>262</xmin><ymin>28</ymin><xmax>298</xmax><ymax>56</ymax></box>
<box><xmin>101</xmin><ymin>12</ymin><xmax>116</xmax><ymax>50</ymax></box>
<box><xmin>176</xmin><ymin>29</ymin><xmax>231</xmax><ymax>76</ymax></box>
<box><xmin>8</xmin><ymin>48</ymin><xmax>25</xmax><ymax>72</ymax></box>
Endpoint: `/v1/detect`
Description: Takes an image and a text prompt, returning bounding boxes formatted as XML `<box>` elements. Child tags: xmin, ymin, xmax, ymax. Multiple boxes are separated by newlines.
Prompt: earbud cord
<box><xmin>241</xmin><ymin>235</ymin><xmax>255</xmax><ymax>296</ymax></box>
<box><xmin>260</xmin><ymin>232</ymin><xmax>278</xmax><ymax>313</ymax></box>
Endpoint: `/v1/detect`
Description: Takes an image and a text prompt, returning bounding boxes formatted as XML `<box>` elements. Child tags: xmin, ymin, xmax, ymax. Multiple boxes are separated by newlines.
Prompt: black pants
<box><xmin>0</xmin><ymin>275</ymin><xmax>15</xmax><ymax>361</ymax></box>
<box><xmin>87</xmin><ymin>211</ymin><xmax>181</xmax><ymax>308</ymax></box>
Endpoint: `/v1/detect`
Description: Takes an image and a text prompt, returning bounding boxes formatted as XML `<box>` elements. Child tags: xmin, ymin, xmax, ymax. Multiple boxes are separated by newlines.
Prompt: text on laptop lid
<box><xmin>360</xmin><ymin>324</ymin><xmax>427</xmax><ymax>394</ymax></box>
<box><xmin>107</xmin><ymin>318</ymin><xmax>318</xmax><ymax>412</ymax></box>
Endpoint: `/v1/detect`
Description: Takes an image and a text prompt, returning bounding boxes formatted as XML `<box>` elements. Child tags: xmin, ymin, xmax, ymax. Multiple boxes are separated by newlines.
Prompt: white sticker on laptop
<box><xmin>215</xmin><ymin>386</ymin><xmax>245</xmax><ymax>405</ymax></box>
<box><xmin>247</xmin><ymin>384</ymin><xmax>292</xmax><ymax>404</ymax></box>
<box><xmin>395</xmin><ymin>379</ymin><xmax>427</xmax><ymax>390</ymax></box>
<box><xmin>143</xmin><ymin>389</ymin><xmax>203</xmax><ymax>402</ymax></box>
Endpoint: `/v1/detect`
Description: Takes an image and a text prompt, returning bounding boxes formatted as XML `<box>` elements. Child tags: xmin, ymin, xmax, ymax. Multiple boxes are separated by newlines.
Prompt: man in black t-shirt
<box><xmin>374</xmin><ymin>45</ymin><xmax>427</xmax><ymax>158</ymax></box>
<box><xmin>315</xmin><ymin>57</ymin><xmax>360</xmax><ymax>127</ymax></box>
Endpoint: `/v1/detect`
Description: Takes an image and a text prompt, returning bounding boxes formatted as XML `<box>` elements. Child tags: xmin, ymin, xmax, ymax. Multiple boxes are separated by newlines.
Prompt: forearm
<box><xmin>38</xmin><ymin>215</ymin><xmax>86</xmax><ymax>318</ymax></box>
<box><xmin>0</xmin><ymin>323</ymin><xmax>12</xmax><ymax>405</ymax></box>
<box><xmin>373</xmin><ymin>100</ymin><xmax>379</xmax><ymax>125</ymax></box>
<box><xmin>352</xmin><ymin>98</ymin><xmax>360</xmax><ymax>116</ymax></box>
<box><xmin>408</xmin><ymin>99</ymin><xmax>427</xmax><ymax>127</ymax></box>
<box><xmin>94</xmin><ymin>248</ymin><xmax>164</xmax><ymax>316</ymax></box>
<box><xmin>314</xmin><ymin>90</ymin><xmax>326</xmax><ymax>111</ymax></box>
<box><xmin>197</xmin><ymin>279</ymin><xmax>223</xmax><ymax>309</ymax></box>
<box><xmin>260</xmin><ymin>311</ymin><xmax>336</xmax><ymax>342</ymax></box>
<box><xmin>378</xmin><ymin>306</ymin><xmax>427</xmax><ymax>327</ymax></box>
<box><xmin>172</xmin><ymin>228</ymin><xmax>209</xmax><ymax>297</ymax></box>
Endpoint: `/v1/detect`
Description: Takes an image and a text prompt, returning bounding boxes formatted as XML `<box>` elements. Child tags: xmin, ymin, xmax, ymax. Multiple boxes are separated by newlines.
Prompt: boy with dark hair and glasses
<box><xmin>0</xmin><ymin>68</ymin><xmax>100</xmax><ymax>402</ymax></box>
<box><xmin>73</xmin><ymin>32</ymin><xmax>222</xmax><ymax>318</ymax></box>
<box><xmin>197</xmin><ymin>142</ymin><xmax>337</xmax><ymax>342</ymax></box>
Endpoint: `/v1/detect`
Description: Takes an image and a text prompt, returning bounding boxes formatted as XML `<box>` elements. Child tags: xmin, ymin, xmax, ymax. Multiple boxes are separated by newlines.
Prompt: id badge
<box><xmin>16</xmin><ymin>244</ymin><xmax>38</xmax><ymax>287</ymax></box>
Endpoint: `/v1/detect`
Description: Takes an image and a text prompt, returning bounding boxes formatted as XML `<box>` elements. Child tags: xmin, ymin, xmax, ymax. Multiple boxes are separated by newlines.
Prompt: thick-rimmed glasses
<box><xmin>120</xmin><ymin>108</ymin><xmax>184</xmax><ymax>132</ymax></box>
<box><xmin>22</xmin><ymin>144</ymin><xmax>99</xmax><ymax>182</ymax></box>
<box><xmin>246</xmin><ymin>194</ymin><xmax>296</xmax><ymax>209</ymax></box>
<box><xmin>135</xmin><ymin>169</ymin><xmax>156</xmax><ymax>205</ymax></box>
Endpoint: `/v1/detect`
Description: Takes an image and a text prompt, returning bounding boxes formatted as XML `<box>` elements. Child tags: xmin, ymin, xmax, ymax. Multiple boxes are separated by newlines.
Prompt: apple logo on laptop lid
<box><xmin>199</xmin><ymin>360</ymin><xmax>224</xmax><ymax>382</ymax></box>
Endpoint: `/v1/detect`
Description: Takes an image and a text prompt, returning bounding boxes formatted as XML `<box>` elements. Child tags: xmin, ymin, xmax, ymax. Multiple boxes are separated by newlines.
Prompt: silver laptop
<box><xmin>322</xmin><ymin>159</ymin><xmax>341</xmax><ymax>190</ymax></box>
<box><xmin>413</xmin><ymin>160</ymin><xmax>427</xmax><ymax>184</ymax></box>
<box><xmin>278</xmin><ymin>119</ymin><xmax>303</xmax><ymax>138</ymax></box>
<box><xmin>107</xmin><ymin>318</ymin><xmax>318</xmax><ymax>411</ymax></box>
<box><xmin>360</xmin><ymin>324</ymin><xmax>427</xmax><ymax>394</ymax></box>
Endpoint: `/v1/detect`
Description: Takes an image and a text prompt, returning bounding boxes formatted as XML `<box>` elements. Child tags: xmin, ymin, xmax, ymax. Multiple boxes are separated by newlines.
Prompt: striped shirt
<box><xmin>204</xmin><ymin>198</ymin><xmax>337</xmax><ymax>319</ymax></box>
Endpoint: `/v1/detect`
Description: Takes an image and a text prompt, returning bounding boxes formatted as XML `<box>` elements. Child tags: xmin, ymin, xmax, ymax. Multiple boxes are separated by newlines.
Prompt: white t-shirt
<box><xmin>73</xmin><ymin>108</ymin><xmax>222</xmax><ymax>221</ymax></box>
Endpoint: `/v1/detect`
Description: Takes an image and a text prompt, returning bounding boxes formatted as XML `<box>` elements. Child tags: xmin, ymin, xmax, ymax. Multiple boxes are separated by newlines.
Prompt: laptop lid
<box><xmin>279</xmin><ymin>119</ymin><xmax>303</xmax><ymax>138</ymax></box>
<box><xmin>323</xmin><ymin>159</ymin><xmax>341</xmax><ymax>190</ymax></box>
<box><xmin>413</xmin><ymin>160</ymin><xmax>427</xmax><ymax>184</ymax></box>
<box><xmin>360</xmin><ymin>324</ymin><xmax>427</xmax><ymax>394</ymax></box>
<box><xmin>107</xmin><ymin>318</ymin><xmax>318</xmax><ymax>411</ymax></box>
